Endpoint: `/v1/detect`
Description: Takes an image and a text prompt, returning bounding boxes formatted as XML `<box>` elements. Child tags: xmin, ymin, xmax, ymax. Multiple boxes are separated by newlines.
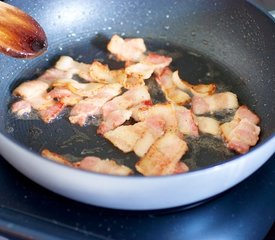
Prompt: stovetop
<box><xmin>0</xmin><ymin>153</ymin><xmax>274</xmax><ymax>240</ymax></box>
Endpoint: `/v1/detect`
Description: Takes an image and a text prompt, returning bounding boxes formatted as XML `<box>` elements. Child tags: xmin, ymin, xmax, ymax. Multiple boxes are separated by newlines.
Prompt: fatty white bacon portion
<box><xmin>196</xmin><ymin>116</ymin><xmax>221</xmax><ymax>136</ymax></box>
<box><xmin>69</xmin><ymin>83</ymin><xmax>122</xmax><ymax>126</ymax></box>
<box><xmin>90</xmin><ymin>61</ymin><xmax>144</xmax><ymax>89</ymax></box>
<box><xmin>221</xmin><ymin>105</ymin><xmax>260</xmax><ymax>154</ymax></box>
<box><xmin>125</xmin><ymin>52</ymin><xmax>172</xmax><ymax>80</ymax></box>
<box><xmin>55</xmin><ymin>56</ymin><xmax>93</xmax><ymax>81</ymax></box>
<box><xmin>75</xmin><ymin>156</ymin><xmax>133</xmax><ymax>176</ymax></box>
<box><xmin>155</xmin><ymin>67</ymin><xmax>191</xmax><ymax>105</ymax></box>
<box><xmin>98</xmin><ymin>86</ymin><xmax>151</xmax><ymax>134</ymax></box>
<box><xmin>175</xmin><ymin>106</ymin><xmax>199</xmax><ymax>136</ymax></box>
<box><xmin>41</xmin><ymin>149</ymin><xmax>73</xmax><ymax>166</ymax></box>
<box><xmin>104</xmin><ymin>122</ymin><xmax>148</xmax><ymax>153</ymax></box>
<box><xmin>52</xmin><ymin>79</ymin><xmax>106</xmax><ymax>97</ymax></box>
<box><xmin>192</xmin><ymin>92</ymin><xmax>239</xmax><ymax>115</ymax></box>
<box><xmin>172</xmin><ymin>71</ymin><xmax>216</xmax><ymax>97</ymax></box>
<box><xmin>135</xmin><ymin>132</ymin><xmax>189</xmax><ymax>176</ymax></box>
<box><xmin>107</xmin><ymin>35</ymin><xmax>146</xmax><ymax>62</ymax></box>
<box><xmin>104</xmin><ymin>116</ymin><xmax>165</xmax><ymax>156</ymax></box>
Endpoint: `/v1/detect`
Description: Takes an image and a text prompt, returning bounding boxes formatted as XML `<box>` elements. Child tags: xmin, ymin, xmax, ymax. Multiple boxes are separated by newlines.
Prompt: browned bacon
<box><xmin>107</xmin><ymin>35</ymin><xmax>146</xmax><ymax>62</ymax></box>
<box><xmin>135</xmin><ymin>132</ymin><xmax>189</xmax><ymax>176</ymax></box>
<box><xmin>192</xmin><ymin>92</ymin><xmax>239</xmax><ymax>115</ymax></box>
<box><xmin>155</xmin><ymin>67</ymin><xmax>191</xmax><ymax>105</ymax></box>
<box><xmin>52</xmin><ymin>79</ymin><xmax>106</xmax><ymax>97</ymax></box>
<box><xmin>221</xmin><ymin>106</ymin><xmax>260</xmax><ymax>154</ymax></box>
<box><xmin>75</xmin><ymin>156</ymin><xmax>133</xmax><ymax>176</ymax></box>
<box><xmin>41</xmin><ymin>149</ymin><xmax>73</xmax><ymax>166</ymax></box>
<box><xmin>172</xmin><ymin>71</ymin><xmax>216</xmax><ymax>96</ymax></box>
<box><xmin>175</xmin><ymin>105</ymin><xmax>199</xmax><ymax>136</ymax></box>
<box><xmin>196</xmin><ymin>116</ymin><xmax>221</xmax><ymax>136</ymax></box>
<box><xmin>104</xmin><ymin>122</ymin><xmax>147</xmax><ymax>153</ymax></box>
<box><xmin>131</xmin><ymin>103</ymin><xmax>178</xmax><ymax>132</ymax></box>
<box><xmin>69</xmin><ymin>83</ymin><xmax>122</xmax><ymax>126</ymax></box>
<box><xmin>104</xmin><ymin>116</ymin><xmax>165</xmax><ymax>157</ymax></box>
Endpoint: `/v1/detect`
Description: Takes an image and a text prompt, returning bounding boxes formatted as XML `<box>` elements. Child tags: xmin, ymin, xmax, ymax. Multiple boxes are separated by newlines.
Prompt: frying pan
<box><xmin>0</xmin><ymin>0</ymin><xmax>274</xmax><ymax>210</ymax></box>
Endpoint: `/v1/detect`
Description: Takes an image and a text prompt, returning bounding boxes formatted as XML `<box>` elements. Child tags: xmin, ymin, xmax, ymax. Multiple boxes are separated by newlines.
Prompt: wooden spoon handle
<box><xmin>0</xmin><ymin>2</ymin><xmax>47</xmax><ymax>58</ymax></box>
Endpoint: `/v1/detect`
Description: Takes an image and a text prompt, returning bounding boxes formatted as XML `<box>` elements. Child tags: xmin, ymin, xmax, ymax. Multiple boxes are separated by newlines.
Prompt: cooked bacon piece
<box><xmin>104</xmin><ymin>116</ymin><xmax>165</xmax><ymax>156</ymax></box>
<box><xmin>38</xmin><ymin>68</ymin><xmax>74</xmax><ymax>84</ymax></box>
<box><xmin>125</xmin><ymin>53</ymin><xmax>172</xmax><ymax>80</ymax></box>
<box><xmin>196</xmin><ymin>116</ymin><xmax>221</xmax><ymax>136</ymax></box>
<box><xmin>52</xmin><ymin>79</ymin><xmax>106</xmax><ymax>97</ymax></box>
<box><xmin>192</xmin><ymin>92</ymin><xmax>239</xmax><ymax>115</ymax></box>
<box><xmin>142</xmin><ymin>52</ymin><xmax>172</xmax><ymax>71</ymax></box>
<box><xmin>102</xmin><ymin>86</ymin><xmax>151</xmax><ymax>118</ymax></box>
<box><xmin>55</xmin><ymin>56</ymin><xmax>93</xmax><ymax>81</ymax></box>
<box><xmin>97</xmin><ymin>109</ymin><xmax>132</xmax><ymax>135</ymax></box>
<box><xmin>125</xmin><ymin>63</ymin><xmax>154</xmax><ymax>80</ymax></box>
<box><xmin>41</xmin><ymin>149</ymin><xmax>73</xmax><ymax>166</ymax></box>
<box><xmin>107</xmin><ymin>35</ymin><xmax>146</xmax><ymax>62</ymax></box>
<box><xmin>98</xmin><ymin>86</ymin><xmax>151</xmax><ymax>133</ymax></box>
<box><xmin>172</xmin><ymin>71</ymin><xmax>216</xmax><ymax>96</ymax></box>
<box><xmin>124</xmin><ymin>73</ymin><xmax>145</xmax><ymax>89</ymax></box>
<box><xmin>89</xmin><ymin>61</ymin><xmax>127</xmax><ymax>84</ymax></box>
<box><xmin>135</xmin><ymin>132</ymin><xmax>189</xmax><ymax>176</ymax></box>
<box><xmin>173</xmin><ymin>162</ymin><xmax>189</xmax><ymax>174</ymax></box>
<box><xmin>75</xmin><ymin>156</ymin><xmax>133</xmax><ymax>176</ymax></box>
<box><xmin>13</xmin><ymin>80</ymin><xmax>49</xmax><ymax>99</ymax></box>
<box><xmin>39</xmin><ymin>102</ymin><xmax>65</xmax><ymax>123</ymax></box>
<box><xmin>221</xmin><ymin>119</ymin><xmax>260</xmax><ymax>154</ymax></box>
<box><xmin>131</xmin><ymin>103</ymin><xmax>178</xmax><ymax>132</ymax></box>
<box><xmin>69</xmin><ymin>84</ymin><xmax>122</xmax><ymax>126</ymax></box>
<box><xmin>11</xmin><ymin>100</ymin><xmax>32</xmax><ymax>116</ymax></box>
<box><xmin>155</xmin><ymin>67</ymin><xmax>191</xmax><ymax>105</ymax></box>
<box><xmin>134</xmin><ymin>117</ymin><xmax>166</xmax><ymax>157</ymax></box>
<box><xmin>47</xmin><ymin>87</ymin><xmax>82</xmax><ymax>106</ymax></box>
<box><xmin>234</xmin><ymin>105</ymin><xmax>260</xmax><ymax>125</ymax></box>
<box><xmin>175</xmin><ymin>106</ymin><xmax>199</xmax><ymax>136</ymax></box>
<box><xmin>221</xmin><ymin>105</ymin><xmax>260</xmax><ymax>154</ymax></box>
<box><xmin>104</xmin><ymin>122</ymin><xmax>147</xmax><ymax>153</ymax></box>
<box><xmin>89</xmin><ymin>61</ymin><xmax>145</xmax><ymax>89</ymax></box>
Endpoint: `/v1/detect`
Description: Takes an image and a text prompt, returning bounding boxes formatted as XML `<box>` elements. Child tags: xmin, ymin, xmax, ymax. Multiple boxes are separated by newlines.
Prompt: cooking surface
<box><xmin>0</xmin><ymin>153</ymin><xmax>274</xmax><ymax>239</ymax></box>
<box><xmin>0</xmin><ymin>0</ymin><xmax>274</xmax><ymax>239</ymax></box>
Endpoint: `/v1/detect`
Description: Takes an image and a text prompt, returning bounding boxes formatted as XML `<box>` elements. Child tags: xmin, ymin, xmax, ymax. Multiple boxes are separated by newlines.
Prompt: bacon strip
<box><xmin>52</xmin><ymin>79</ymin><xmax>106</xmax><ymax>97</ymax></box>
<box><xmin>155</xmin><ymin>67</ymin><xmax>191</xmax><ymax>105</ymax></box>
<box><xmin>69</xmin><ymin>83</ymin><xmax>122</xmax><ymax>126</ymax></box>
<box><xmin>41</xmin><ymin>149</ymin><xmax>73</xmax><ymax>166</ymax></box>
<box><xmin>196</xmin><ymin>116</ymin><xmax>221</xmax><ymax>136</ymax></box>
<box><xmin>175</xmin><ymin>105</ymin><xmax>199</xmax><ymax>136</ymax></box>
<box><xmin>42</xmin><ymin>149</ymin><xmax>133</xmax><ymax>176</ymax></box>
<box><xmin>55</xmin><ymin>56</ymin><xmax>93</xmax><ymax>81</ymax></box>
<box><xmin>135</xmin><ymin>132</ymin><xmax>189</xmax><ymax>176</ymax></box>
<box><xmin>107</xmin><ymin>35</ymin><xmax>146</xmax><ymax>62</ymax></box>
<box><xmin>11</xmin><ymin>100</ymin><xmax>32</xmax><ymax>116</ymax></box>
<box><xmin>104</xmin><ymin>122</ymin><xmax>147</xmax><ymax>153</ymax></box>
<box><xmin>74</xmin><ymin>156</ymin><xmax>133</xmax><ymax>176</ymax></box>
<box><xmin>172</xmin><ymin>71</ymin><xmax>216</xmax><ymax>96</ymax></box>
<box><xmin>221</xmin><ymin>105</ymin><xmax>260</xmax><ymax>154</ymax></box>
<box><xmin>98</xmin><ymin>86</ymin><xmax>151</xmax><ymax>134</ymax></box>
<box><xmin>192</xmin><ymin>92</ymin><xmax>239</xmax><ymax>115</ymax></box>
<box><xmin>104</xmin><ymin>116</ymin><xmax>165</xmax><ymax>157</ymax></box>
<box><xmin>12</xmin><ymin>67</ymin><xmax>77</xmax><ymax>122</ymax></box>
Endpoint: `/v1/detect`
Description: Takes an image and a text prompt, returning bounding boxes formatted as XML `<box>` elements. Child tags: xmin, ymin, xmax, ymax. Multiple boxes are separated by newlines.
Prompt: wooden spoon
<box><xmin>0</xmin><ymin>2</ymin><xmax>47</xmax><ymax>58</ymax></box>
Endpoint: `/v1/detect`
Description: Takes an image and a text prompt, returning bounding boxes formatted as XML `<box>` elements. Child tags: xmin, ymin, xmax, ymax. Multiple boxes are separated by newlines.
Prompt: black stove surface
<box><xmin>0</xmin><ymin>153</ymin><xmax>274</xmax><ymax>240</ymax></box>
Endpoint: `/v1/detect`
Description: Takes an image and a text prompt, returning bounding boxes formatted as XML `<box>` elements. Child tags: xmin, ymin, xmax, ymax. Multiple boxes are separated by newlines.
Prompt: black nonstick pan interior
<box><xmin>1</xmin><ymin>0</ymin><xmax>275</xmax><ymax>174</ymax></box>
